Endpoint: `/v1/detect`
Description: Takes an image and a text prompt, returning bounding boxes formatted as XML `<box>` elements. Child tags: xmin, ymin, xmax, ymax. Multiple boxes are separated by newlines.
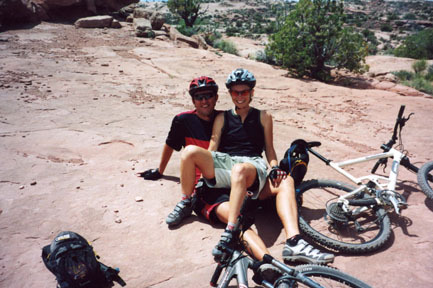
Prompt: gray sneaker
<box><xmin>166</xmin><ymin>198</ymin><xmax>192</xmax><ymax>226</ymax></box>
<box><xmin>282</xmin><ymin>239</ymin><xmax>334</xmax><ymax>265</ymax></box>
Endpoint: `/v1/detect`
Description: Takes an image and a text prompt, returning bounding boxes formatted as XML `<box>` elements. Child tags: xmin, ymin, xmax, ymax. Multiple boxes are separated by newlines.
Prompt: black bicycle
<box><xmin>210</xmin><ymin>196</ymin><xmax>371</xmax><ymax>288</ymax></box>
<box><xmin>296</xmin><ymin>105</ymin><xmax>433</xmax><ymax>254</ymax></box>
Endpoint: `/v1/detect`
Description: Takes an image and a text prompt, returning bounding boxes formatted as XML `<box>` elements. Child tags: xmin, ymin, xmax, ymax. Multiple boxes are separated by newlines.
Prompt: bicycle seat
<box><xmin>307</xmin><ymin>141</ymin><xmax>321</xmax><ymax>148</ymax></box>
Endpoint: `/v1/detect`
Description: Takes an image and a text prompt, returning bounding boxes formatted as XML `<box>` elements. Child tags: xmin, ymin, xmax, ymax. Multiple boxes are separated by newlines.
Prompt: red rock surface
<box><xmin>0</xmin><ymin>22</ymin><xmax>432</xmax><ymax>287</ymax></box>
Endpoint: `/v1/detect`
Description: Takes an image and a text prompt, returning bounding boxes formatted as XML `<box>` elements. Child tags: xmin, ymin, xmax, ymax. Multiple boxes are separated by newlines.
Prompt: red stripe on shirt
<box><xmin>185</xmin><ymin>137</ymin><xmax>210</xmax><ymax>149</ymax></box>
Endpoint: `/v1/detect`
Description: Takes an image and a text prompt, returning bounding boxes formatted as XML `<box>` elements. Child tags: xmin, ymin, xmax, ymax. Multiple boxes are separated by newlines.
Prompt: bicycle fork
<box><xmin>212</xmin><ymin>250</ymin><xmax>251</xmax><ymax>288</ymax></box>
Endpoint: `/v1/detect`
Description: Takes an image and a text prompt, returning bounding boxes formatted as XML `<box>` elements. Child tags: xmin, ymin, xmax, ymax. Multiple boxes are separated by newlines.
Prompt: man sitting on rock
<box><xmin>138</xmin><ymin>76</ymin><xmax>221</xmax><ymax>226</ymax></box>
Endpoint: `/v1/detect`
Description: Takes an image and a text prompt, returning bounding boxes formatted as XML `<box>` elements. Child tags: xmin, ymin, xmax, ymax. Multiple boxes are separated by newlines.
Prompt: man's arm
<box><xmin>158</xmin><ymin>144</ymin><xmax>174</xmax><ymax>175</ymax></box>
<box><xmin>208</xmin><ymin>112</ymin><xmax>224</xmax><ymax>151</ymax></box>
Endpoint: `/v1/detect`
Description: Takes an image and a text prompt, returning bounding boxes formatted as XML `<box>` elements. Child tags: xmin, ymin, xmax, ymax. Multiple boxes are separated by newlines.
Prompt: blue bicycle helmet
<box><xmin>225</xmin><ymin>68</ymin><xmax>256</xmax><ymax>89</ymax></box>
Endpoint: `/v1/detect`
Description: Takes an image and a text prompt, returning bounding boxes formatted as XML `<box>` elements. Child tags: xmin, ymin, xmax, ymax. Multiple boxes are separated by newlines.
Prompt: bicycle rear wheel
<box><xmin>294</xmin><ymin>264</ymin><xmax>371</xmax><ymax>288</ymax></box>
<box><xmin>297</xmin><ymin>179</ymin><xmax>391</xmax><ymax>254</ymax></box>
<box><xmin>417</xmin><ymin>161</ymin><xmax>433</xmax><ymax>200</ymax></box>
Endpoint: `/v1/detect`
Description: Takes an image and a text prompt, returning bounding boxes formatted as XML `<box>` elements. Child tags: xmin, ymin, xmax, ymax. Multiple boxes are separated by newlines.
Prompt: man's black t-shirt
<box><xmin>165</xmin><ymin>110</ymin><xmax>215</xmax><ymax>152</ymax></box>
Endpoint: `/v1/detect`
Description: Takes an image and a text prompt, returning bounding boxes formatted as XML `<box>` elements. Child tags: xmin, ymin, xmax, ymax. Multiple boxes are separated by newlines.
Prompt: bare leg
<box><xmin>215</xmin><ymin>202</ymin><xmax>269</xmax><ymax>260</ymax></box>
<box><xmin>227</xmin><ymin>163</ymin><xmax>257</xmax><ymax>224</ymax></box>
<box><xmin>259</xmin><ymin>176</ymin><xmax>299</xmax><ymax>239</ymax></box>
<box><xmin>180</xmin><ymin>145</ymin><xmax>215</xmax><ymax>198</ymax></box>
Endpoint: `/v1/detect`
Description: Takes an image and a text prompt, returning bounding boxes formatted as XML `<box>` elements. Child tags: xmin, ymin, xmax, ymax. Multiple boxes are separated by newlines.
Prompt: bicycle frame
<box><xmin>327</xmin><ymin>148</ymin><xmax>405</xmax><ymax>190</ymax></box>
<box><xmin>307</xmin><ymin>105</ymin><xmax>416</xmax><ymax>215</ymax></box>
<box><xmin>216</xmin><ymin>250</ymin><xmax>251</xmax><ymax>288</ymax></box>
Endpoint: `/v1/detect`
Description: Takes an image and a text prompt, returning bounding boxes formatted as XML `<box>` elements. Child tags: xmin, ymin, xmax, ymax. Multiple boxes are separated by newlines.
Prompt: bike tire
<box><xmin>294</xmin><ymin>264</ymin><xmax>371</xmax><ymax>288</ymax></box>
<box><xmin>417</xmin><ymin>161</ymin><xmax>433</xmax><ymax>200</ymax></box>
<box><xmin>297</xmin><ymin>179</ymin><xmax>391</xmax><ymax>254</ymax></box>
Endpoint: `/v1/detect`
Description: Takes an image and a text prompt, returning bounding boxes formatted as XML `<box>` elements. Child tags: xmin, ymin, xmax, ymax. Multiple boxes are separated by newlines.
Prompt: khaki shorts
<box><xmin>204</xmin><ymin>151</ymin><xmax>268</xmax><ymax>199</ymax></box>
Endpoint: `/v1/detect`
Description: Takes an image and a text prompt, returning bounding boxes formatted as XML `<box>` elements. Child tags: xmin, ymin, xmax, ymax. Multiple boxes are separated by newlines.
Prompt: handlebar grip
<box><xmin>210</xmin><ymin>264</ymin><xmax>223</xmax><ymax>287</ymax></box>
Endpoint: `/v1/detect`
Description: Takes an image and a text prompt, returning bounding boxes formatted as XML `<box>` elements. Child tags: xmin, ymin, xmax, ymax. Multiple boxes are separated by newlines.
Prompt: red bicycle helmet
<box><xmin>189</xmin><ymin>76</ymin><xmax>218</xmax><ymax>96</ymax></box>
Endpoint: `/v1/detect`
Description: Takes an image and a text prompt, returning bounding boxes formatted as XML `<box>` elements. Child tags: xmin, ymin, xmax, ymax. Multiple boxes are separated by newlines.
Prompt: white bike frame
<box><xmin>326</xmin><ymin>147</ymin><xmax>406</xmax><ymax>214</ymax></box>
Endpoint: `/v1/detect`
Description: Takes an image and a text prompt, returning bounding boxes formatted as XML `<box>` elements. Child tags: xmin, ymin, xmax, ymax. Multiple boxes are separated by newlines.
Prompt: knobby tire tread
<box><xmin>417</xmin><ymin>161</ymin><xmax>433</xmax><ymax>200</ymax></box>
<box><xmin>294</xmin><ymin>264</ymin><xmax>371</xmax><ymax>288</ymax></box>
<box><xmin>297</xmin><ymin>179</ymin><xmax>391</xmax><ymax>254</ymax></box>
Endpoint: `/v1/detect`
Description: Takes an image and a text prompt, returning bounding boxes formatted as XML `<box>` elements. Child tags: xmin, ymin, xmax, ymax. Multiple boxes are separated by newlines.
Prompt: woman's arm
<box><xmin>261</xmin><ymin>110</ymin><xmax>278</xmax><ymax>167</ymax></box>
<box><xmin>208</xmin><ymin>112</ymin><xmax>224</xmax><ymax>151</ymax></box>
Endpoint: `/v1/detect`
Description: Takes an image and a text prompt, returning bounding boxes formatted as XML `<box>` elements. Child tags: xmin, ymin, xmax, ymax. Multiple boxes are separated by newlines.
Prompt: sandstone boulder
<box><xmin>150</xmin><ymin>11</ymin><xmax>165</xmax><ymax>30</ymax></box>
<box><xmin>1</xmin><ymin>0</ymin><xmax>139</xmax><ymax>26</ymax></box>
<box><xmin>133</xmin><ymin>7</ymin><xmax>153</xmax><ymax>19</ymax></box>
<box><xmin>134</xmin><ymin>18</ymin><xmax>155</xmax><ymax>38</ymax></box>
<box><xmin>191</xmin><ymin>34</ymin><xmax>208</xmax><ymax>50</ymax></box>
<box><xmin>111</xmin><ymin>19</ymin><xmax>122</xmax><ymax>29</ymax></box>
<box><xmin>0</xmin><ymin>0</ymin><xmax>39</xmax><ymax>26</ymax></box>
<box><xmin>74</xmin><ymin>15</ymin><xmax>113</xmax><ymax>28</ymax></box>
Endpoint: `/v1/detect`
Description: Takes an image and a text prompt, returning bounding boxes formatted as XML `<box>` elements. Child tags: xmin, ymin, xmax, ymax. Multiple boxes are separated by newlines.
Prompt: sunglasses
<box><xmin>230</xmin><ymin>89</ymin><xmax>251</xmax><ymax>97</ymax></box>
<box><xmin>193</xmin><ymin>93</ymin><xmax>215</xmax><ymax>101</ymax></box>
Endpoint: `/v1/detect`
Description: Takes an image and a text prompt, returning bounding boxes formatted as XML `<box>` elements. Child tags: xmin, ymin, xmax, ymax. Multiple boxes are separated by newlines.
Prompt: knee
<box><xmin>231</xmin><ymin>164</ymin><xmax>249</xmax><ymax>181</ymax></box>
<box><xmin>284</xmin><ymin>175</ymin><xmax>295</xmax><ymax>188</ymax></box>
<box><xmin>277</xmin><ymin>176</ymin><xmax>295</xmax><ymax>195</ymax></box>
<box><xmin>181</xmin><ymin>145</ymin><xmax>202</xmax><ymax>161</ymax></box>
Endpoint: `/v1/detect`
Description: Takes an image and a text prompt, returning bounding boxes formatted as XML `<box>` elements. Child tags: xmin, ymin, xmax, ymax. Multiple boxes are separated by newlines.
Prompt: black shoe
<box><xmin>165</xmin><ymin>198</ymin><xmax>192</xmax><ymax>226</ymax></box>
<box><xmin>212</xmin><ymin>229</ymin><xmax>233</xmax><ymax>261</ymax></box>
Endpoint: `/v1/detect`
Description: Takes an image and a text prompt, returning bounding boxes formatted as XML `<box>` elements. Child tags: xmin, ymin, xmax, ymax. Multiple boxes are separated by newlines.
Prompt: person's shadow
<box><xmin>254</xmin><ymin>199</ymin><xmax>284</xmax><ymax>247</ymax></box>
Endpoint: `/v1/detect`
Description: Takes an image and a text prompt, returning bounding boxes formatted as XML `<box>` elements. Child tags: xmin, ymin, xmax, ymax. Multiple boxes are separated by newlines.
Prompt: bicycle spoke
<box><xmin>300</xmin><ymin>185</ymin><xmax>383</xmax><ymax>247</ymax></box>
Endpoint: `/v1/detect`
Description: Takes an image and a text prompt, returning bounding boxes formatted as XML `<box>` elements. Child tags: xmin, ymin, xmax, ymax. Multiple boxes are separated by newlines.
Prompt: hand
<box><xmin>268</xmin><ymin>166</ymin><xmax>287</xmax><ymax>187</ymax></box>
<box><xmin>137</xmin><ymin>168</ymin><xmax>162</xmax><ymax>180</ymax></box>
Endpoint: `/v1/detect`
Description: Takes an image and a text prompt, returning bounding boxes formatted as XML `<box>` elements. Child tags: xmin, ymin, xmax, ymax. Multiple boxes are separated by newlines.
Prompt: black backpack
<box><xmin>42</xmin><ymin>231</ymin><xmax>126</xmax><ymax>288</ymax></box>
<box><xmin>279</xmin><ymin>139</ymin><xmax>309</xmax><ymax>187</ymax></box>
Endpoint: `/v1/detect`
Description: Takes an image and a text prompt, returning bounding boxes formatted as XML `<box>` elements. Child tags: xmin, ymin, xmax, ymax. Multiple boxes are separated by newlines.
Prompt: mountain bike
<box><xmin>210</xmin><ymin>196</ymin><xmax>371</xmax><ymax>288</ymax></box>
<box><xmin>296</xmin><ymin>105</ymin><xmax>433</xmax><ymax>254</ymax></box>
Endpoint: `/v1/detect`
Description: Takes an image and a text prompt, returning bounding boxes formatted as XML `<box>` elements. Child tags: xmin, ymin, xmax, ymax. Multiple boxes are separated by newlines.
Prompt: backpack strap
<box><xmin>100</xmin><ymin>263</ymin><xmax>127</xmax><ymax>287</ymax></box>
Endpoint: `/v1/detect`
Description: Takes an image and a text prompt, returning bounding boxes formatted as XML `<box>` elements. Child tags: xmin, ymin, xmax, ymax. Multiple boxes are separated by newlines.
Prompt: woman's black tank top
<box><xmin>219</xmin><ymin>108</ymin><xmax>265</xmax><ymax>157</ymax></box>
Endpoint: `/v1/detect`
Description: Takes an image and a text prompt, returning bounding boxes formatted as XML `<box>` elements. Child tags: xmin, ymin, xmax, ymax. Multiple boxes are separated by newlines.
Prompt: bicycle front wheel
<box><xmin>417</xmin><ymin>161</ymin><xmax>433</xmax><ymax>200</ymax></box>
<box><xmin>297</xmin><ymin>179</ymin><xmax>391</xmax><ymax>254</ymax></box>
<box><xmin>293</xmin><ymin>264</ymin><xmax>371</xmax><ymax>288</ymax></box>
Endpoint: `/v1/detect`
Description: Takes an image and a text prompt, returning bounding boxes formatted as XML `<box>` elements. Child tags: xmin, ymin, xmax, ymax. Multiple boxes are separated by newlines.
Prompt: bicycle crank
<box><xmin>377</xmin><ymin>190</ymin><xmax>408</xmax><ymax>214</ymax></box>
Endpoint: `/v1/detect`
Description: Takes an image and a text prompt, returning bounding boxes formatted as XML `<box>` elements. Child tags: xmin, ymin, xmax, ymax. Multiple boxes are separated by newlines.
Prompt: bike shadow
<box><xmin>425</xmin><ymin>198</ymin><xmax>433</xmax><ymax>212</ymax></box>
<box><xmin>397</xmin><ymin>180</ymin><xmax>433</xmax><ymax>212</ymax></box>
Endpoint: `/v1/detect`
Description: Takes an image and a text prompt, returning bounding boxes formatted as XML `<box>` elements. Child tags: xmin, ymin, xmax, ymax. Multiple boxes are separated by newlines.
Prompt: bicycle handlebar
<box><xmin>371</xmin><ymin>105</ymin><xmax>414</xmax><ymax>174</ymax></box>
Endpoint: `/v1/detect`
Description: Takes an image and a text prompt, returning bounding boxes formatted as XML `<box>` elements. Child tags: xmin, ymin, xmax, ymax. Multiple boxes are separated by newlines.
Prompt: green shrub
<box><xmin>176</xmin><ymin>19</ymin><xmax>197</xmax><ymax>37</ymax></box>
<box><xmin>392</xmin><ymin>70</ymin><xmax>414</xmax><ymax>81</ymax></box>
<box><xmin>387</xmin><ymin>13</ymin><xmax>399</xmax><ymax>21</ymax></box>
<box><xmin>225</xmin><ymin>26</ymin><xmax>240</xmax><ymax>37</ymax></box>
<box><xmin>403</xmin><ymin>13</ymin><xmax>417</xmax><ymax>20</ymax></box>
<box><xmin>255</xmin><ymin>50</ymin><xmax>274</xmax><ymax>64</ymax></box>
<box><xmin>380</xmin><ymin>23</ymin><xmax>393</xmax><ymax>32</ymax></box>
<box><xmin>204</xmin><ymin>30</ymin><xmax>222</xmax><ymax>46</ymax></box>
<box><xmin>411</xmin><ymin>77</ymin><xmax>433</xmax><ymax>95</ymax></box>
<box><xmin>426</xmin><ymin>65</ymin><xmax>433</xmax><ymax>81</ymax></box>
<box><xmin>214</xmin><ymin>39</ymin><xmax>238</xmax><ymax>55</ymax></box>
<box><xmin>412</xmin><ymin>59</ymin><xmax>427</xmax><ymax>74</ymax></box>
<box><xmin>266</xmin><ymin>0</ymin><xmax>368</xmax><ymax>81</ymax></box>
<box><xmin>394</xmin><ymin>29</ymin><xmax>433</xmax><ymax>59</ymax></box>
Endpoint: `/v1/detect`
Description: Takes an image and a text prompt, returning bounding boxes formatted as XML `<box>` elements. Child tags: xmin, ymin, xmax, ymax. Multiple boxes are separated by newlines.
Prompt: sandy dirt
<box><xmin>0</xmin><ymin>21</ymin><xmax>432</xmax><ymax>288</ymax></box>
